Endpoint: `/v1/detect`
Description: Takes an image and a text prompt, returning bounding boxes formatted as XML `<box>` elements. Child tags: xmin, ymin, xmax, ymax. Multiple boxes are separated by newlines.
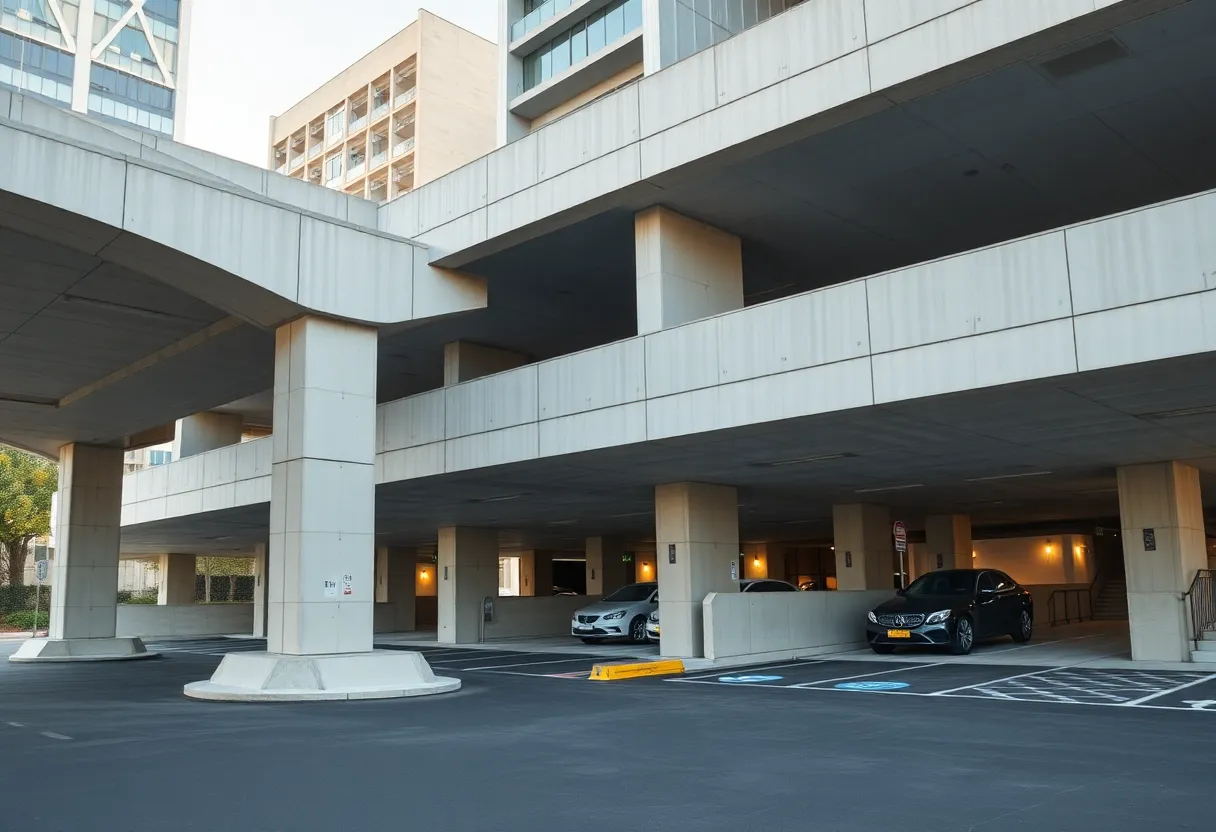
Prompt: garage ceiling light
<box><xmin>750</xmin><ymin>452</ymin><xmax>856</xmax><ymax>468</ymax></box>
<box><xmin>965</xmin><ymin>471</ymin><xmax>1053</xmax><ymax>482</ymax></box>
<box><xmin>854</xmin><ymin>483</ymin><xmax>923</xmax><ymax>493</ymax></box>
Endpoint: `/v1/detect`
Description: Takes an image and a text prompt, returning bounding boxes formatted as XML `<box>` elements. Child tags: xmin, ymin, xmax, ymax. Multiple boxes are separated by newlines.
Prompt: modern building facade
<box><xmin>0</xmin><ymin>0</ymin><xmax>191</xmax><ymax>138</ymax></box>
<box><xmin>6</xmin><ymin>0</ymin><xmax>1216</xmax><ymax>698</ymax></box>
<box><xmin>268</xmin><ymin>9</ymin><xmax>497</xmax><ymax>204</ymax></box>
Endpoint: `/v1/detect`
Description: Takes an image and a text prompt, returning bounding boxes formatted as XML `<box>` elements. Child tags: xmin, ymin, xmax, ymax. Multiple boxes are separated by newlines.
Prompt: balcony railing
<box><xmin>347</xmin><ymin>161</ymin><xmax>366</xmax><ymax>181</ymax></box>
<box><xmin>327</xmin><ymin>128</ymin><xmax>345</xmax><ymax>146</ymax></box>
<box><xmin>289</xmin><ymin>154</ymin><xmax>305</xmax><ymax>169</ymax></box>
<box><xmin>325</xmin><ymin>175</ymin><xmax>343</xmax><ymax>189</ymax></box>
<box><xmin>392</xmin><ymin>137</ymin><xmax>416</xmax><ymax>157</ymax></box>
<box><xmin>371</xmin><ymin>101</ymin><xmax>389</xmax><ymax>121</ymax></box>
<box><xmin>349</xmin><ymin>114</ymin><xmax>368</xmax><ymax>132</ymax></box>
<box><xmin>394</xmin><ymin>87</ymin><xmax>416</xmax><ymax>109</ymax></box>
<box><xmin>308</xmin><ymin>144</ymin><xmax>322</xmax><ymax>159</ymax></box>
<box><xmin>511</xmin><ymin>0</ymin><xmax>574</xmax><ymax>41</ymax></box>
<box><xmin>370</xmin><ymin>150</ymin><xmax>388</xmax><ymax>169</ymax></box>
<box><xmin>275</xmin><ymin>163</ymin><xmax>287</xmax><ymax>174</ymax></box>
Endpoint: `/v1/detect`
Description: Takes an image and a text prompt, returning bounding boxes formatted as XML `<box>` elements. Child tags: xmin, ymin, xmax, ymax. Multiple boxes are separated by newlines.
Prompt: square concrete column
<box><xmin>266</xmin><ymin>317</ymin><xmax>378</xmax><ymax>656</ymax></box>
<box><xmin>924</xmin><ymin>515</ymin><xmax>972</xmax><ymax>571</ymax></box>
<box><xmin>251</xmin><ymin>543</ymin><xmax>267</xmax><ymax>638</ymax></box>
<box><xmin>11</xmin><ymin>444</ymin><xmax>151</xmax><ymax>661</ymax></box>
<box><xmin>172</xmin><ymin>411</ymin><xmax>243</xmax><ymax>459</ymax></box>
<box><xmin>655</xmin><ymin>483</ymin><xmax>739</xmax><ymax>658</ymax></box>
<box><xmin>443</xmin><ymin>341</ymin><xmax>527</xmax><ymax>385</ymax></box>
<box><xmin>586</xmin><ymin>536</ymin><xmax>630</xmax><ymax>596</ymax></box>
<box><xmin>438</xmin><ymin>527</ymin><xmax>499</xmax><ymax>644</ymax></box>
<box><xmin>635</xmin><ymin>207</ymin><xmax>743</xmax><ymax>334</ymax></box>
<box><xmin>833</xmin><ymin>504</ymin><xmax>895</xmax><ymax>591</ymax></box>
<box><xmin>157</xmin><ymin>554</ymin><xmax>197</xmax><ymax>605</ymax></box>
<box><xmin>518</xmin><ymin>550</ymin><xmax>554</xmax><ymax>596</ymax></box>
<box><xmin>1117</xmin><ymin>462</ymin><xmax>1207</xmax><ymax>662</ymax></box>
<box><xmin>375</xmin><ymin>547</ymin><xmax>417</xmax><ymax>632</ymax></box>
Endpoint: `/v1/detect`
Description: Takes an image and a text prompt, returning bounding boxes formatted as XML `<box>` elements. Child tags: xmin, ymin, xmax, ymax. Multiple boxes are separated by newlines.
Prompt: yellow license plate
<box><xmin>887</xmin><ymin>629</ymin><xmax>911</xmax><ymax>638</ymax></box>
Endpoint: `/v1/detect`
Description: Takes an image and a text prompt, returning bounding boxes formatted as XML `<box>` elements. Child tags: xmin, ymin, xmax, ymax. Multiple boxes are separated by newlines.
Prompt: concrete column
<box><xmin>517</xmin><ymin>550</ymin><xmax>554</xmax><ymax>596</ymax></box>
<box><xmin>376</xmin><ymin>547</ymin><xmax>417</xmax><ymax>632</ymax></box>
<box><xmin>635</xmin><ymin>207</ymin><xmax>743</xmax><ymax>335</ymax></box>
<box><xmin>655</xmin><ymin>482</ymin><xmax>739</xmax><ymax>658</ymax></box>
<box><xmin>1117</xmin><ymin>462</ymin><xmax>1207</xmax><ymax>662</ymax></box>
<box><xmin>586</xmin><ymin>536</ymin><xmax>629</xmax><ymax>596</ymax></box>
<box><xmin>497</xmin><ymin>0</ymin><xmax>529</xmax><ymax>145</ymax></box>
<box><xmin>267</xmin><ymin>317</ymin><xmax>377</xmax><ymax>656</ymax></box>
<box><xmin>157</xmin><ymin>554</ymin><xmax>196</xmax><ymax>605</ymax></box>
<box><xmin>11</xmin><ymin>444</ymin><xmax>152</xmax><ymax>661</ymax></box>
<box><xmin>642</xmin><ymin>0</ymin><xmax>662</xmax><ymax>73</ymax></box>
<box><xmin>443</xmin><ymin>340</ymin><xmax>528</xmax><ymax>385</ymax></box>
<box><xmin>924</xmin><ymin>515</ymin><xmax>972</xmax><ymax>571</ymax></box>
<box><xmin>251</xmin><ymin>543</ymin><xmax>267</xmax><ymax>638</ymax></box>
<box><xmin>172</xmin><ymin>411</ymin><xmax>243</xmax><ymax>459</ymax></box>
<box><xmin>438</xmin><ymin>527</ymin><xmax>499</xmax><ymax>644</ymax></box>
<box><xmin>833</xmin><ymin>504</ymin><xmax>895</xmax><ymax>591</ymax></box>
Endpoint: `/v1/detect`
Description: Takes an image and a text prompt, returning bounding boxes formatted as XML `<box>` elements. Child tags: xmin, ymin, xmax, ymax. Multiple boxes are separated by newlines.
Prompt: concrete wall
<box><xmin>973</xmin><ymin>535</ymin><xmax>1095</xmax><ymax>586</ymax></box>
<box><xmin>116</xmin><ymin>603</ymin><xmax>253</xmax><ymax>638</ymax></box>
<box><xmin>483</xmin><ymin>594</ymin><xmax>601</xmax><ymax>640</ymax></box>
<box><xmin>530</xmin><ymin>62</ymin><xmax>643</xmax><ymax>131</ymax></box>
<box><xmin>702</xmin><ymin>589</ymin><xmax>893</xmax><ymax>662</ymax></box>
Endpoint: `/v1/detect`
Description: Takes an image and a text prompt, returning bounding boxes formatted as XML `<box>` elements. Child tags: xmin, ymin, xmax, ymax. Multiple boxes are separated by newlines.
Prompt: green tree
<box><xmin>0</xmin><ymin>446</ymin><xmax>57</xmax><ymax>586</ymax></box>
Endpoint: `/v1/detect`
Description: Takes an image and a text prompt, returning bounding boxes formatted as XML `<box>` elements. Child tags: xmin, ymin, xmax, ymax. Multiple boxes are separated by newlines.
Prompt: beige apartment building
<box><xmin>268</xmin><ymin>9</ymin><xmax>496</xmax><ymax>203</ymax></box>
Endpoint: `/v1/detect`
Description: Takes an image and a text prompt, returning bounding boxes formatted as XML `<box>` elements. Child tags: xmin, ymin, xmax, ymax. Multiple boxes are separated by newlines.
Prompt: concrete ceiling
<box><xmin>119</xmin><ymin>350</ymin><xmax>1216</xmax><ymax>556</ymax></box>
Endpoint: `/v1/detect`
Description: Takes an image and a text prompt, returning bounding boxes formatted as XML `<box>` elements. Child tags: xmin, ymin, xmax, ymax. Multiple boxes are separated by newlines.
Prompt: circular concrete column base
<box><xmin>8</xmin><ymin>637</ymin><xmax>157</xmax><ymax>662</ymax></box>
<box><xmin>183</xmin><ymin>650</ymin><xmax>461</xmax><ymax>702</ymax></box>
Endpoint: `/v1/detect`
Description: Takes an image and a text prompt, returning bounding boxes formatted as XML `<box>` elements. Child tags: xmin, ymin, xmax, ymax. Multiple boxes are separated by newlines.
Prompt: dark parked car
<box><xmin>865</xmin><ymin>569</ymin><xmax>1033</xmax><ymax>656</ymax></box>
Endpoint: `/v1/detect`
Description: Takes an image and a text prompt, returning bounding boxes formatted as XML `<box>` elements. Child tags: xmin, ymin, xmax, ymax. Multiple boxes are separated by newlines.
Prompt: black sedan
<box><xmin>865</xmin><ymin>569</ymin><xmax>1033</xmax><ymax>656</ymax></box>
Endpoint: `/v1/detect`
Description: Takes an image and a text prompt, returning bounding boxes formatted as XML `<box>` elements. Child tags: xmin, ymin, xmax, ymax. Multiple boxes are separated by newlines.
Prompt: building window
<box><xmin>87</xmin><ymin>62</ymin><xmax>175</xmax><ymax>135</ymax></box>
<box><xmin>657</xmin><ymin>0</ymin><xmax>806</xmax><ymax>70</ymax></box>
<box><xmin>0</xmin><ymin>29</ymin><xmax>73</xmax><ymax>105</ymax></box>
<box><xmin>522</xmin><ymin>0</ymin><xmax>642</xmax><ymax>93</ymax></box>
<box><xmin>325</xmin><ymin>153</ymin><xmax>342</xmax><ymax>183</ymax></box>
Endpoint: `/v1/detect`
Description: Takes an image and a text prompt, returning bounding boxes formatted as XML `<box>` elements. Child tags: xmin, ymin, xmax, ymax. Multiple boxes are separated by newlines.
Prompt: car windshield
<box><xmin>602</xmin><ymin>583</ymin><xmax>655</xmax><ymax>603</ymax></box>
<box><xmin>903</xmin><ymin>571</ymin><xmax>975</xmax><ymax>596</ymax></box>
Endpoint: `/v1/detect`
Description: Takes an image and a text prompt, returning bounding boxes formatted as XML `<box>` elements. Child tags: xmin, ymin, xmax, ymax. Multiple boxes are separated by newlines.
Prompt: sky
<box><xmin>181</xmin><ymin>0</ymin><xmax>499</xmax><ymax>166</ymax></box>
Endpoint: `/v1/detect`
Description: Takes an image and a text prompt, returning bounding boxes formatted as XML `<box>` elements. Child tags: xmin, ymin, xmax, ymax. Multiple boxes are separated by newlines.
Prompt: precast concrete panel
<box><xmin>444</xmin><ymin>424</ymin><xmax>539</xmax><ymax>473</ymax></box>
<box><xmin>639</xmin><ymin>48</ymin><xmax>718</xmax><ymax>138</ymax></box>
<box><xmin>862</xmin><ymin>0</ymin><xmax>974</xmax><ymax>44</ymax></box>
<box><xmin>1074</xmin><ymin>291</ymin><xmax>1216</xmax><ymax>372</ymax></box>
<box><xmin>0</xmin><ymin>125</ymin><xmax>126</xmax><ymax>231</ymax></box>
<box><xmin>537</xmin><ymin>337</ymin><xmax>647</xmax><ymax>419</ymax></box>
<box><xmin>1065</xmin><ymin>191</ymin><xmax>1216</xmax><ymax>315</ymax></box>
<box><xmin>538</xmin><ymin>402</ymin><xmax>648</xmax><ymax>457</ymax></box>
<box><xmin>871</xmin><ymin>318</ymin><xmax>1078</xmax><ymax>404</ymax></box>
<box><xmin>537</xmin><ymin>83</ymin><xmax>640</xmax><ymax>180</ymax></box>
<box><xmin>715</xmin><ymin>281</ymin><xmax>869</xmax><ymax>383</ymax></box>
<box><xmin>643</xmin><ymin>317</ymin><xmax>722</xmax><ymax>397</ymax></box>
<box><xmin>414</xmin><ymin>156</ymin><xmax>488</xmax><ymax>236</ymax></box>
<box><xmin>487</xmin><ymin>131</ymin><xmax>540</xmax><ymax>203</ymax></box>
<box><xmin>122</xmin><ymin>164</ymin><xmax>302</xmax><ymax>304</ymax></box>
<box><xmin>866</xmin><ymin>231</ymin><xmax>1072</xmax><ymax>353</ymax></box>
<box><xmin>711</xmin><ymin>0</ymin><xmax>866</xmax><ymax>108</ymax></box>
<box><xmin>297</xmin><ymin>218</ymin><xmax>415</xmax><ymax>323</ymax></box>
<box><xmin>443</xmin><ymin>365</ymin><xmax>539</xmax><ymax>438</ymax></box>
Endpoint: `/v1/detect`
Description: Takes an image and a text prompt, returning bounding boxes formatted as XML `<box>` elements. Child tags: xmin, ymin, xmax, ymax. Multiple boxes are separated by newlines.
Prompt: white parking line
<box><xmin>5</xmin><ymin>722</ymin><xmax>23</xmax><ymax>728</ymax></box>
<box><xmin>456</xmin><ymin>657</ymin><xmax>600</xmax><ymax>671</ymax></box>
<box><xmin>1121</xmin><ymin>672</ymin><xmax>1216</xmax><ymax>706</ymax></box>
<box><xmin>791</xmin><ymin>662</ymin><xmax>943</xmax><ymax>688</ymax></box>
<box><xmin>426</xmin><ymin>653</ymin><xmax>532</xmax><ymax>665</ymax></box>
<box><xmin>680</xmin><ymin>660</ymin><xmax>827</xmax><ymax>681</ymax></box>
<box><xmin>40</xmin><ymin>732</ymin><xmax>71</xmax><ymax>741</ymax></box>
<box><xmin>927</xmin><ymin>665</ymin><xmax>1071</xmax><ymax>696</ymax></box>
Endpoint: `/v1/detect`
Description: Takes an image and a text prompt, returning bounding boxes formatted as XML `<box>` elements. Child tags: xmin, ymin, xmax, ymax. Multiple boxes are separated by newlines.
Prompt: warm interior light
<box><xmin>420</xmin><ymin>569</ymin><xmax>428</xmax><ymax>579</ymax></box>
<box><xmin>641</xmin><ymin>563</ymin><xmax>651</xmax><ymax>573</ymax></box>
<box><xmin>753</xmin><ymin>555</ymin><xmax>760</xmax><ymax>567</ymax></box>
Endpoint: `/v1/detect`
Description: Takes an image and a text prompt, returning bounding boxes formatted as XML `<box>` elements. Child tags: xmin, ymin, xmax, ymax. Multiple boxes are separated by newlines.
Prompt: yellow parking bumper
<box><xmin>588</xmin><ymin>659</ymin><xmax>684</xmax><ymax>681</ymax></box>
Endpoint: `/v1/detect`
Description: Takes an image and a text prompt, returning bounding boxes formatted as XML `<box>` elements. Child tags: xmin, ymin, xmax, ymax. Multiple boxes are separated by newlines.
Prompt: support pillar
<box><xmin>655</xmin><ymin>483</ymin><xmax>739</xmax><ymax>658</ymax></box>
<box><xmin>924</xmin><ymin>515</ymin><xmax>972</xmax><ymax>571</ymax></box>
<box><xmin>1117</xmin><ymin>462</ymin><xmax>1206</xmax><ymax>662</ymax></box>
<box><xmin>443</xmin><ymin>341</ymin><xmax>527</xmax><ymax>385</ymax></box>
<box><xmin>635</xmin><ymin>207</ymin><xmax>743</xmax><ymax>335</ymax></box>
<box><xmin>518</xmin><ymin>550</ymin><xmax>554</xmax><ymax>597</ymax></box>
<box><xmin>157</xmin><ymin>554</ymin><xmax>197</xmax><ymax>605</ymax></box>
<box><xmin>11</xmin><ymin>444</ymin><xmax>152</xmax><ymax>662</ymax></box>
<box><xmin>251</xmin><ymin>543</ymin><xmax>267</xmax><ymax>638</ymax></box>
<box><xmin>438</xmin><ymin>527</ymin><xmax>499</xmax><ymax>644</ymax></box>
<box><xmin>172</xmin><ymin>411</ymin><xmax>243</xmax><ymax>459</ymax></box>
<box><xmin>376</xmin><ymin>547</ymin><xmax>417</xmax><ymax>632</ymax></box>
<box><xmin>185</xmin><ymin>317</ymin><xmax>457</xmax><ymax>700</ymax></box>
<box><xmin>586</xmin><ymin>536</ymin><xmax>630</xmax><ymax>597</ymax></box>
<box><xmin>832</xmin><ymin>504</ymin><xmax>895</xmax><ymax>591</ymax></box>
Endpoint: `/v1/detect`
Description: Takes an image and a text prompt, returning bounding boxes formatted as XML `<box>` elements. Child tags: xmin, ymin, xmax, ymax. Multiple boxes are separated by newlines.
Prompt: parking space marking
<box><xmin>39</xmin><ymin>732</ymin><xmax>71</xmax><ymax>741</ymax></box>
<box><xmin>680</xmin><ymin>660</ymin><xmax>827</xmax><ymax>681</ymax></box>
<box><xmin>792</xmin><ymin>662</ymin><xmax>944</xmax><ymax>689</ymax></box>
<box><xmin>927</xmin><ymin>665</ymin><xmax>1068</xmax><ymax>697</ymax></box>
<box><xmin>426</xmin><ymin>653</ymin><xmax>532</xmax><ymax>665</ymax></box>
<box><xmin>451</xmin><ymin>657</ymin><xmax>603</xmax><ymax>671</ymax></box>
<box><xmin>1119</xmin><ymin>671</ymin><xmax>1216</xmax><ymax>706</ymax></box>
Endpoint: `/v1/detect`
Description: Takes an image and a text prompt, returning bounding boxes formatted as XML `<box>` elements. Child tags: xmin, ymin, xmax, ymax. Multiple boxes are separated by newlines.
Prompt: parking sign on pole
<box><xmin>893</xmin><ymin>522</ymin><xmax>908</xmax><ymax>589</ymax></box>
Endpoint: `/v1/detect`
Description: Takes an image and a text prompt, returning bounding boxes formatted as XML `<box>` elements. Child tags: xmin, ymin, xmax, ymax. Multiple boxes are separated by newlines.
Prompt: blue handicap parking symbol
<box><xmin>835</xmin><ymin>680</ymin><xmax>910</xmax><ymax>691</ymax></box>
<box><xmin>718</xmin><ymin>675</ymin><xmax>784</xmax><ymax>683</ymax></box>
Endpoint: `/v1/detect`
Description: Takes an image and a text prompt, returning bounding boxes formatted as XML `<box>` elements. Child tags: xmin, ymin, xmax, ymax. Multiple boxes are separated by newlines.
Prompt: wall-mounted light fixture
<box><xmin>753</xmin><ymin>554</ymin><xmax>761</xmax><ymax>567</ymax></box>
<box><xmin>420</xmin><ymin>569</ymin><xmax>428</xmax><ymax>579</ymax></box>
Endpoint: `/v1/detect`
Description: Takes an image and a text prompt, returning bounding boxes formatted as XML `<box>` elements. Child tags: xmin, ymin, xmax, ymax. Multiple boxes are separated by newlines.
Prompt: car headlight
<box><xmin>602</xmin><ymin>610</ymin><xmax>627</xmax><ymax>620</ymax></box>
<box><xmin>925</xmin><ymin>609</ymin><xmax>952</xmax><ymax>625</ymax></box>
<box><xmin>649</xmin><ymin>611</ymin><xmax>659</xmax><ymax>622</ymax></box>
<box><xmin>867</xmin><ymin>611</ymin><xmax>878</xmax><ymax>623</ymax></box>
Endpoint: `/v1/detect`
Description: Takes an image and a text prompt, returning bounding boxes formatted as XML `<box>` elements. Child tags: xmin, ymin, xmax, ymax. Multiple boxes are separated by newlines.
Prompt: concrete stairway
<box><xmin>1092</xmin><ymin>576</ymin><xmax>1128</xmax><ymax>621</ymax></box>
<box><xmin>1192</xmin><ymin>631</ymin><xmax>1216</xmax><ymax>664</ymax></box>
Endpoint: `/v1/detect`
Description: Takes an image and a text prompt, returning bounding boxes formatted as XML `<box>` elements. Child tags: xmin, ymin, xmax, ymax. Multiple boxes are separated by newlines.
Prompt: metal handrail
<box><xmin>1047</xmin><ymin>586</ymin><xmax>1092</xmax><ymax>625</ymax></box>
<box><xmin>1184</xmin><ymin>569</ymin><xmax>1216</xmax><ymax>650</ymax></box>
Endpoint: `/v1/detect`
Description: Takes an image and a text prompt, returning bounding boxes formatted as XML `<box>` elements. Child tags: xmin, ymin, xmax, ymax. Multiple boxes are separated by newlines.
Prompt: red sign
<box><xmin>893</xmin><ymin>521</ymin><xmax>907</xmax><ymax>553</ymax></box>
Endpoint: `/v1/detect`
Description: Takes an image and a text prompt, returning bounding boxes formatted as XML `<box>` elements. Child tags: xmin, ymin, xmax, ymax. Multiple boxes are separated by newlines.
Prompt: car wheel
<box><xmin>950</xmin><ymin>616</ymin><xmax>974</xmax><ymax>655</ymax></box>
<box><xmin>870</xmin><ymin>644</ymin><xmax>896</xmax><ymax>655</ymax></box>
<box><xmin>628</xmin><ymin>615</ymin><xmax>648</xmax><ymax>644</ymax></box>
<box><xmin>1011</xmin><ymin>609</ymin><xmax>1033</xmax><ymax>643</ymax></box>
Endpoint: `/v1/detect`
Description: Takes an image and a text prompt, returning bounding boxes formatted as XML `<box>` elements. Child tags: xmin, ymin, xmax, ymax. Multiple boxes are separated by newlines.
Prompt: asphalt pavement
<box><xmin>0</xmin><ymin>644</ymin><xmax>1212</xmax><ymax>831</ymax></box>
